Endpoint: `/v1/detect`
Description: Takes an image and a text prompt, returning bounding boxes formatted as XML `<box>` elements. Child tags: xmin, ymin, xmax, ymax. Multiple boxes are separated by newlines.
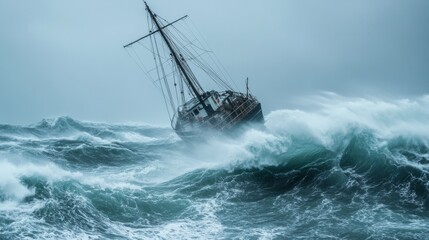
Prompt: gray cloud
<box><xmin>1</xmin><ymin>0</ymin><xmax>428</xmax><ymax>125</ymax></box>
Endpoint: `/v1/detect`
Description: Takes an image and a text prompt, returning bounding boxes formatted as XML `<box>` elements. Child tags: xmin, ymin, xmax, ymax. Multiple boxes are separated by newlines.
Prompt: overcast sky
<box><xmin>1</xmin><ymin>0</ymin><xmax>428</xmax><ymax>125</ymax></box>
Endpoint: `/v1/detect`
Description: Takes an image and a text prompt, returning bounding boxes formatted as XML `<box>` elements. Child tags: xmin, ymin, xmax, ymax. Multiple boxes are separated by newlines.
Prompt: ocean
<box><xmin>1</xmin><ymin>95</ymin><xmax>429</xmax><ymax>239</ymax></box>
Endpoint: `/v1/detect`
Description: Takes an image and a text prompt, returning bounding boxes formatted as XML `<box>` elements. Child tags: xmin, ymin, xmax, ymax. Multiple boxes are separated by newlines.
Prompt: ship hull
<box><xmin>241</xmin><ymin>102</ymin><xmax>264</xmax><ymax>123</ymax></box>
<box><xmin>174</xmin><ymin>100</ymin><xmax>264</xmax><ymax>141</ymax></box>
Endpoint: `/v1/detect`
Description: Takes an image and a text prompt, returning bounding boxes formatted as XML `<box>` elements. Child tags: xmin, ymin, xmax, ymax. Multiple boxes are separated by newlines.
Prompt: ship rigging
<box><xmin>124</xmin><ymin>2</ymin><xmax>264</xmax><ymax>140</ymax></box>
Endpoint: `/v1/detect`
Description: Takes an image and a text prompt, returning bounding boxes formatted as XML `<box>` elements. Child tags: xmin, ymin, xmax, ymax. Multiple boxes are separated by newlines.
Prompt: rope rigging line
<box><xmin>170</xmin><ymin>38</ymin><xmax>205</xmax><ymax>94</ymax></box>
<box><xmin>156</xmin><ymin>17</ymin><xmax>205</xmax><ymax>95</ymax></box>
<box><xmin>125</xmin><ymin>47</ymin><xmax>154</xmax><ymax>83</ymax></box>
<box><xmin>167</xmin><ymin>21</ymin><xmax>233</xmax><ymax>90</ymax></box>
<box><xmin>155</xmin><ymin>15</ymin><xmax>235</xmax><ymax>92</ymax></box>
<box><xmin>149</xmin><ymin>28</ymin><xmax>172</xmax><ymax>120</ymax></box>
<box><xmin>129</xmin><ymin>41</ymin><xmax>178</xmax><ymax>89</ymax></box>
<box><xmin>125</xmin><ymin>10</ymin><xmax>256</xmax><ymax>120</ymax></box>
<box><xmin>175</xmin><ymin>62</ymin><xmax>186</xmax><ymax>105</ymax></box>
<box><xmin>171</xmin><ymin>57</ymin><xmax>180</xmax><ymax>106</ymax></box>
<box><xmin>154</xmin><ymin>33</ymin><xmax>176</xmax><ymax>113</ymax></box>
<box><xmin>165</xmin><ymin>28</ymin><xmax>211</xmax><ymax>91</ymax></box>
<box><xmin>187</xmin><ymin>18</ymin><xmax>239</xmax><ymax>90</ymax></box>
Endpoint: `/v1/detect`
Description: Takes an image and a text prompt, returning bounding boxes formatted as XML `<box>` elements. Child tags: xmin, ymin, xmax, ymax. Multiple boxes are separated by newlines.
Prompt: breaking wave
<box><xmin>1</xmin><ymin>94</ymin><xmax>429</xmax><ymax>239</ymax></box>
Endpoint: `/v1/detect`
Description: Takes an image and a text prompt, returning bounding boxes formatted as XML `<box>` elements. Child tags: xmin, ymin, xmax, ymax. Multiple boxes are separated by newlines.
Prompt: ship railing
<box><xmin>222</xmin><ymin>100</ymin><xmax>258</xmax><ymax>129</ymax></box>
<box><xmin>171</xmin><ymin>94</ymin><xmax>259</xmax><ymax>132</ymax></box>
<box><xmin>209</xmin><ymin>97</ymin><xmax>259</xmax><ymax>130</ymax></box>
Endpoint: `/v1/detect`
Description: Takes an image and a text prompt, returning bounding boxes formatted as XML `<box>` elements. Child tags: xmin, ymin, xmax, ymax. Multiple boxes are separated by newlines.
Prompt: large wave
<box><xmin>1</xmin><ymin>94</ymin><xmax>428</xmax><ymax>239</ymax></box>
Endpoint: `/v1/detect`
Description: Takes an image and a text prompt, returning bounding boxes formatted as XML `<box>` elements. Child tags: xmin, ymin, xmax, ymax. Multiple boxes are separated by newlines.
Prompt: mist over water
<box><xmin>1</xmin><ymin>94</ymin><xmax>429</xmax><ymax>239</ymax></box>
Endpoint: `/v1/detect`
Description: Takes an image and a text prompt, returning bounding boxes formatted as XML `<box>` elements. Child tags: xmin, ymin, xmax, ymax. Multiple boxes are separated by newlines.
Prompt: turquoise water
<box><xmin>1</xmin><ymin>96</ymin><xmax>429</xmax><ymax>239</ymax></box>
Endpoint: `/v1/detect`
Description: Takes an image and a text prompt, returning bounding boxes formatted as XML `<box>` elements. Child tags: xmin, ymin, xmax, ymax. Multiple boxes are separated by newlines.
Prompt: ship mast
<box><xmin>144</xmin><ymin>2</ymin><xmax>212</xmax><ymax>114</ymax></box>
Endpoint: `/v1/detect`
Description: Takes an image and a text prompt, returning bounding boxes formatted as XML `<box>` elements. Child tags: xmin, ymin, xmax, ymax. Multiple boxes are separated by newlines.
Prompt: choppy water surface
<box><xmin>1</xmin><ymin>95</ymin><xmax>429</xmax><ymax>239</ymax></box>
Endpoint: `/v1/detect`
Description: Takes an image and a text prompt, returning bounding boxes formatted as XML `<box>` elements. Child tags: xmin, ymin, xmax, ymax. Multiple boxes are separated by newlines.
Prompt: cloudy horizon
<box><xmin>1</xmin><ymin>0</ymin><xmax>428</xmax><ymax>125</ymax></box>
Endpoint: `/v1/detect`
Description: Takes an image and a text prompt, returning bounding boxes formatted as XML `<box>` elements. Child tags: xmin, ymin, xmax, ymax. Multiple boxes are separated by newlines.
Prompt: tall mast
<box><xmin>144</xmin><ymin>2</ymin><xmax>212</xmax><ymax>113</ymax></box>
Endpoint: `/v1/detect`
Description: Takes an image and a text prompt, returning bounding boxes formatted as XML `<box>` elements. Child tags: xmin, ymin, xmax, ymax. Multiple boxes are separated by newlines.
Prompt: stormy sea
<box><xmin>1</xmin><ymin>95</ymin><xmax>429</xmax><ymax>240</ymax></box>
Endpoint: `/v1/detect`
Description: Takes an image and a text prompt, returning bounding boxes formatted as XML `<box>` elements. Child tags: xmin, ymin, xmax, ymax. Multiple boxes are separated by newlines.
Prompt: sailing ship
<box><xmin>124</xmin><ymin>2</ymin><xmax>264</xmax><ymax>140</ymax></box>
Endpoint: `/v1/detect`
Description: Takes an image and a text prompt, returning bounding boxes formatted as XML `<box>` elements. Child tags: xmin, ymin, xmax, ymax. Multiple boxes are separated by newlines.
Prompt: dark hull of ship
<box><xmin>174</xmin><ymin>102</ymin><xmax>264</xmax><ymax>141</ymax></box>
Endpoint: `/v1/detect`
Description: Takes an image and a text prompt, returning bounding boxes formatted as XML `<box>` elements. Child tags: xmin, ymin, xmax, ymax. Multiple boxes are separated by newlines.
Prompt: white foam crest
<box><xmin>136</xmin><ymin>129</ymin><xmax>290</xmax><ymax>184</ymax></box>
<box><xmin>0</xmin><ymin>141</ymin><xmax>20</xmax><ymax>148</ymax></box>
<box><xmin>81</xmin><ymin>119</ymin><xmax>166</xmax><ymax>128</ymax></box>
<box><xmin>2</xmin><ymin>218</ymin><xmax>102</xmax><ymax>240</ymax></box>
<box><xmin>71</xmin><ymin>132</ymin><xmax>113</xmax><ymax>144</ymax></box>
<box><xmin>2</xmin><ymin>131</ymin><xmax>111</xmax><ymax>145</ymax></box>
<box><xmin>0</xmin><ymin>163</ymin><xmax>34</xmax><ymax>201</ymax></box>
<box><xmin>78</xmin><ymin>167</ymin><xmax>143</xmax><ymax>190</ymax></box>
<box><xmin>117</xmin><ymin>132</ymin><xmax>157</xmax><ymax>143</ymax></box>
<box><xmin>155</xmin><ymin>94</ymin><xmax>429</xmax><ymax>173</ymax></box>
<box><xmin>1</xmin><ymin>134</ymin><xmax>41</xmax><ymax>142</ymax></box>
<box><xmin>266</xmin><ymin>94</ymin><xmax>429</xmax><ymax>143</ymax></box>
<box><xmin>78</xmin><ymin>95</ymin><xmax>429</xmax><ymax>183</ymax></box>
<box><xmin>203</xmin><ymin>129</ymin><xmax>289</xmax><ymax>170</ymax></box>
<box><xmin>104</xmin><ymin>199</ymin><xmax>223</xmax><ymax>239</ymax></box>
<box><xmin>0</xmin><ymin>157</ymin><xmax>149</xmax><ymax>204</ymax></box>
<box><xmin>244</xmin><ymin>227</ymin><xmax>287</xmax><ymax>240</ymax></box>
<box><xmin>0</xmin><ymin>159</ymin><xmax>75</xmax><ymax>201</ymax></box>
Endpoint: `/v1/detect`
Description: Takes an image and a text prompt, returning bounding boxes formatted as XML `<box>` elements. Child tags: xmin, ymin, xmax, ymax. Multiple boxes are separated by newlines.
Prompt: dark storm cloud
<box><xmin>1</xmin><ymin>0</ymin><xmax>428</xmax><ymax>124</ymax></box>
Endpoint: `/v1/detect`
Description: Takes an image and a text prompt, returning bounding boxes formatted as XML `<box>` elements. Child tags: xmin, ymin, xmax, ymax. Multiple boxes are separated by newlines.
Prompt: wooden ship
<box><xmin>124</xmin><ymin>2</ymin><xmax>264</xmax><ymax>140</ymax></box>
